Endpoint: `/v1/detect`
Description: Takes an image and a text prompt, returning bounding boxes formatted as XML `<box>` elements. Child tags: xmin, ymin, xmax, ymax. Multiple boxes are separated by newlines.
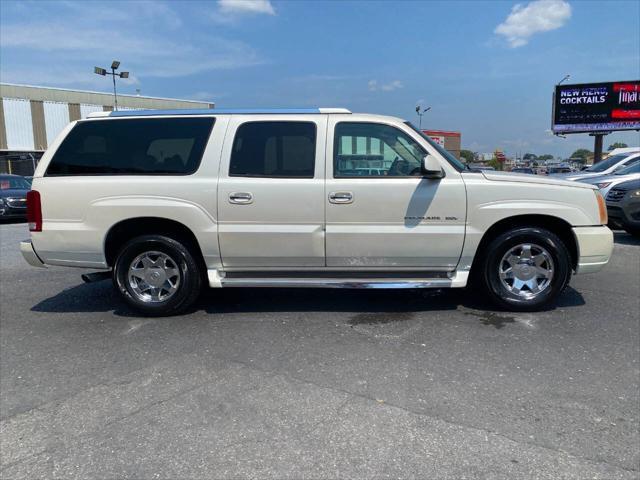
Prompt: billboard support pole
<box><xmin>589</xmin><ymin>132</ymin><xmax>609</xmax><ymax>164</ymax></box>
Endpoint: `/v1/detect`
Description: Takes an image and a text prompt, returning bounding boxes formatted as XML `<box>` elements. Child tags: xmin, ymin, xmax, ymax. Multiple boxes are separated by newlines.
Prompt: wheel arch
<box><xmin>104</xmin><ymin>217</ymin><xmax>207</xmax><ymax>273</ymax></box>
<box><xmin>471</xmin><ymin>214</ymin><xmax>578</xmax><ymax>273</ymax></box>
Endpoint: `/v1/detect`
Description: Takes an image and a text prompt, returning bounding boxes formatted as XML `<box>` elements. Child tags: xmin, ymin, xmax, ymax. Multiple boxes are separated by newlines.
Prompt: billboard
<box><xmin>552</xmin><ymin>80</ymin><xmax>640</xmax><ymax>134</ymax></box>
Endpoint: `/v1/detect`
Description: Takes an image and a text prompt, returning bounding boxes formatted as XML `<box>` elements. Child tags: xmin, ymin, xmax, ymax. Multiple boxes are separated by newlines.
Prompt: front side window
<box><xmin>229</xmin><ymin>121</ymin><xmax>316</xmax><ymax>178</ymax></box>
<box><xmin>334</xmin><ymin>122</ymin><xmax>425</xmax><ymax>177</ymax></box>
<box><xmin>46</xmin><ymin>117</ymin><xmax>214</xmax><ymax>176</ymax></box>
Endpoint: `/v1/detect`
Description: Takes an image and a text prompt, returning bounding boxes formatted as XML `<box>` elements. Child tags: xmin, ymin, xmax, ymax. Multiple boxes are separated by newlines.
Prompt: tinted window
<box><xmin>334</xmin><ymin>122</ymin><xmax>425</xmax><ymax>177</ymax></box>
<box><xmin>229</xmin><ymin>122</ymin><xmax>316</xmax><ymax>178</ymax></box>
<box><xmin>47</xmin><ymin>117</ymin><xmax>214</xmax><ymax>175</ymax></box>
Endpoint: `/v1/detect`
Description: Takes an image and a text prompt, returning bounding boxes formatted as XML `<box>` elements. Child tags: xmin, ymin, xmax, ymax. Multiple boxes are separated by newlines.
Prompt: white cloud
<box><xmin>218</xmin><ymin>0</ymin><xmax>275</xmax><ymax>15</ymax></box>
<box><xmin>495</xmin><ymin>0</ymin><xmax>571</xmax><ymax>48</ymax></box>
<box><xmin>0</xmin><ymin>1</ymin><xmax>264</xmax><ymax>87</ymax></box>
<box><xmin>368</xmin><ymin>79</ymin><xmax>403</xmax><ymax>92</ymax></box>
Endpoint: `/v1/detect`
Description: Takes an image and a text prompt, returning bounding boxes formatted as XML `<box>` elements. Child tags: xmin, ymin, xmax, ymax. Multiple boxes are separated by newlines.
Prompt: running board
<box><xmin>208</xmin><ymin>270</ymin><xmax>469</xmax><ymax>289</ymax></box>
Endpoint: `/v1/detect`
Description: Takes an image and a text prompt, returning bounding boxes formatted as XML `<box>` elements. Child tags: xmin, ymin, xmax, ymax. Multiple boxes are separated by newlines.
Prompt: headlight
<box><xmin>594</xmin><ymin>190</ymin><xmax>607</xmax><ymax>225</ymax></box>
<box><xmin>631</xmin><ymin>190</ymin><xmax>640</xmax><ymax>198</ymax></box>
<box><xmin>595</xmin><ymin>182</ymin><xmax>611</xmax><ymax>189</ymax></box>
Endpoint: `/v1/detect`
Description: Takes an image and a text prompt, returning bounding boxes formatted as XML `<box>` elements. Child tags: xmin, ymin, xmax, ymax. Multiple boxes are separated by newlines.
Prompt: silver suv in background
<box><xmin>579</xmin><ymin>162</ymin><xmax>640</xmax><ymax>197</ymax></box>
<box><xmin>554</xmin><ymin>150</ymin><xmax>640</xmax><ymax>182</ymax></box>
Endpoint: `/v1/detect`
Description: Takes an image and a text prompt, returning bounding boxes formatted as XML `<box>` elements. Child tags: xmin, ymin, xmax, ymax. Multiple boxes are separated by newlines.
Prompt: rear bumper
<box><xmin>572</xmin><ymin>226</ymin><xmax>613</xmax><ymax>274</ymax></box>
<box><xmin>0</xmin><ymin>206</ymin><xmax>27</xmax><ymax>218</ymax></box>
<box><xmin>20</xmin><ymin>240</ymin><xmax>46</xmax><ymax>268</ymax></box>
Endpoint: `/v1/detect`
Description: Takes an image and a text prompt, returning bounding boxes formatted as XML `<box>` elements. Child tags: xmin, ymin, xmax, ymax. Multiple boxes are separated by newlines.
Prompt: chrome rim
<box><xmin>499</xmin><ymin>243</ymin><xmax>554</xmax><ymax>299</ymax></box>
<box><xmin>127</xmin><ymin>251</ymin><xmax>180</xmax><ymax>303</ymax></box>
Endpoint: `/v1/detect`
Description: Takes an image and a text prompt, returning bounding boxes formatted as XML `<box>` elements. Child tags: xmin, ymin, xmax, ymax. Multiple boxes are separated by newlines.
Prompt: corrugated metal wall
<box><xmin>2</xmin><ymin>98</ymin><xmax>34</xmax><ymax>150</ymax></box>
<box><xmin>0</xmin><ymin>84</ymin><xmax>213</xmax><ymax>160</ymax></box>
<box><xmin>80</xmin><ymin>104</ymin><xmax>103</xmax><ymax>118</ymax></box>
<box><xmin>43</xmin><ymin>101</ymin><xmax>70</xmax><ymax>145</ymax></box>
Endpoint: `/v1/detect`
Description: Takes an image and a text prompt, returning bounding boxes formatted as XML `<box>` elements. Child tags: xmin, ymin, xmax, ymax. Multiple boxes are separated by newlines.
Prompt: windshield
<box><xmin>0</xmin><ymin>176</ymin><xmax>31</xmax><ymax>190</ymax></box>
<box><xmin>615</xmin><ymin>161</ymin><xmax>640</xmax><ymax>175</ymax></box>
<box><xmin>585</xmin><ymin>154</ymin><xmax>629</xmax><ymax>173</ymax></box>
<box><xmin>404</xmin><ymin>122</ymin><xmax>465</xmax><ymax>171</ymax></box>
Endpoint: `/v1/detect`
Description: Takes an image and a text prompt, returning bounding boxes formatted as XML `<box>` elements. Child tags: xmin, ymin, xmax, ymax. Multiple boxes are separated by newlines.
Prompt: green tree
<box><xmin>459</xmin><ymin>149</ymin><xmax>475</xmax><ymax>163</ymax></box>
<box><xmin>488</xmin><ymin>157</ymin><xmax>503</xmax><ymax>171</ymax></box>
<box><xmin>537</xmin><ymin>154</ymin><xmax>554</xmax><ymax>161</ymax></box>
<box><xmin>608</xmin><ymin>142</ymin><xmax>628</xmax><ymax>151</ymax></box>
<box><xmin>570</xmin><ymin>149</ymin><xmax>592</xmax><ymax>161</ymax></box>
<box><xmin>523</xmin><ymin>153</ymin><xmax>537</xmax><ymax>160</ymax></box>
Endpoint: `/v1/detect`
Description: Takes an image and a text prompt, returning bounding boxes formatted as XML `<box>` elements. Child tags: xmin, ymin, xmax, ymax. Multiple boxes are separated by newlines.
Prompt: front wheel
<box><xmin>477</xmin><ymin>227</ymin><xmax>571</xmax><ymax>311</ymax></box>
<box><xmin>113</xmin><ymin>235</ymin><xmax>202</xmax><ymax>316</ymax></box>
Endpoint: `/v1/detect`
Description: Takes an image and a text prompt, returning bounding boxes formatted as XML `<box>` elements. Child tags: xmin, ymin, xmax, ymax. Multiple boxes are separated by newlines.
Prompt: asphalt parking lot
<box><xmin>1</xmin><ymin>221</ymin><xmax>639</xmax><ymax>479</ymax></box>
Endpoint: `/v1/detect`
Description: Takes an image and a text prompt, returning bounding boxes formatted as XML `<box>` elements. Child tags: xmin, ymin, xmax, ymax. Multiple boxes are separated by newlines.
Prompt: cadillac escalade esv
<box><xmin>21</xmin><ymin>108</ymin><xmax>614</xmax><ymax>316</ymax></box>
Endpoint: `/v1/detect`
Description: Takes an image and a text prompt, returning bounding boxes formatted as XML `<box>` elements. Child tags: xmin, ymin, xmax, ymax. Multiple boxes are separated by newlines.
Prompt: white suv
<box><xmin>21</xmin><ymin>108</ymin><xmax>613</xmax><ymax>315</ymax></box>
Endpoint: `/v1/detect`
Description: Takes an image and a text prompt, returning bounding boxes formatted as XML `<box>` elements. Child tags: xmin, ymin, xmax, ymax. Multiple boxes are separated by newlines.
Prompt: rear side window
<box><xmin>229</xmin><ymin>121</ymin><xmax>316</xmax><ymax>178</ymax></box>
<box><xmin>46</xmin><ymin>117</ymin><xmax>214</xmax><ymax>175</ymax></box>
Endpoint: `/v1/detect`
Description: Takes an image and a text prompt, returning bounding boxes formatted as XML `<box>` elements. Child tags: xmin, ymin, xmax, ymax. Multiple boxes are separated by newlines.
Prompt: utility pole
<box><xmin>94</xmin><ymin>61</ymin><xmax>130</xmax><ymax>111</ymax></box>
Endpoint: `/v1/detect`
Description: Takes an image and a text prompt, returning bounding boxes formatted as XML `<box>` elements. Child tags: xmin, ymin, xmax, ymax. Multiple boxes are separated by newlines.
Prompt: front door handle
<box><xmin>329</xmin><ymin>191</ymin><xmax>353</xmax><ymax>204</ymax></box>
<box><xmin>229</xmin><ymin>192</ymin><xmax>253</xmax><ymax>204</ymax></box>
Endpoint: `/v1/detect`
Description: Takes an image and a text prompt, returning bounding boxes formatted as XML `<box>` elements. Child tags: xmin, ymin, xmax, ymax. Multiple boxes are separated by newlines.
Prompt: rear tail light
<box><xmin>27</xmin><ymin>190</ymin><xmax>42</xmax><ymax>232</ymax></box>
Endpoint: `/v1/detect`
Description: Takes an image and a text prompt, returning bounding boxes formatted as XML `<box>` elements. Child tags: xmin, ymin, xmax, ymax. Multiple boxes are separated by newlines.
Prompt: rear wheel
<box><xmin>477</xmin><ymin>227</ymin><xmax>571</xmax><ymax>311</ymax></box>
<box><xmin>113</xmin><ymin>235</ymin><xmax>202</xmax><ymax>316</ymax></box>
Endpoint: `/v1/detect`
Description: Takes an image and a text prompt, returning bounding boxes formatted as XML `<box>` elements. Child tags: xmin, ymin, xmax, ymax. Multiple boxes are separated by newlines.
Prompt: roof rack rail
<box><xmin>106</xmin><ymin>107</ymin><xmax>351</xmax><ymax>118</ymax></box>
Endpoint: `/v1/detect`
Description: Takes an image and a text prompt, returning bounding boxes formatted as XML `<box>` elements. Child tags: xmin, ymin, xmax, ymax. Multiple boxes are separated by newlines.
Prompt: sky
<box><xmin>1</xmin><ymin>0</ymin><xmax>639</xmax><ymax>158</ymax></box>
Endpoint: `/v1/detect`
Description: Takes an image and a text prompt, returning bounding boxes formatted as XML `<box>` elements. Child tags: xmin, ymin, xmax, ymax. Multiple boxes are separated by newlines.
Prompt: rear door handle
<box><xmin>229</xmin><ymin>192</ymin><xmax>253</xmax><ymax>204</ymax></box>
<box><xmin>329</xmin><ymin>191</ymin><xmax>353</xmax><ymax>204</ymax></box>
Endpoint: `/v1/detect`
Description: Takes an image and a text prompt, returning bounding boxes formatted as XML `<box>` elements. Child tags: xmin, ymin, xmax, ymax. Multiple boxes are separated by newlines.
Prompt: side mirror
<box><xmin>421</xmin><ymin>154</ymin><xmax>445</xmax><ymax>179</ymax></box>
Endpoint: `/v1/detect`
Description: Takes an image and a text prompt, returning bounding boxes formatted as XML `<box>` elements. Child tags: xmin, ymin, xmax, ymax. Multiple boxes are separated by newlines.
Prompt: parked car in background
<box><xmin>553</xmin><ymin>151</ymin><xmax>640</xmax><ymax>181</ymax></box>
<box><xmin>607</xmin><ymin>147</ymin><xmax>640</xmax><ymax>157</ymax></box>
<box><xmin>21</xmin><ymin>108</ymin><xmax>612</xmax><ymax>315</ymax></box>
<box><xmin>547</xmin><ymin>166</ymin><xmax>572</xmax><ymax>174</ymax></box>
<box><xmin>510</xmin><ymin>167</ymin><xmax>535</xmax><ymax>175</ymax></box>
<box><xmin>606</xmin><ymin>179</ymin><xmax>640</xmax><ymax>236</ymax></box>
<box><xmin>579</xmin><ymin>162</ymin><xmax>640</xmax><ymax>197</ymax></box>
<box><xmin>468</xmin><ymin>164</ymin><xmax>495</xmax><ymax>171</ymax></box>
<box><xmin>0</xmin><ymin>174</ymin><xmax>30</xmax><ymax>220</ymax></box>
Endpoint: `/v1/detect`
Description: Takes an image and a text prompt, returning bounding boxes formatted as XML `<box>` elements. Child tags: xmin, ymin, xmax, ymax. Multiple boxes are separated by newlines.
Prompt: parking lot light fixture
<box><xmin>416</xmin><ymin>105</ymin><xmax>431</xmax><ymax>129</ymax></box>
<box><xmin>93</xmin><ymin>60</ymin><xmax>130</xmax><ymax>111</ymax></box>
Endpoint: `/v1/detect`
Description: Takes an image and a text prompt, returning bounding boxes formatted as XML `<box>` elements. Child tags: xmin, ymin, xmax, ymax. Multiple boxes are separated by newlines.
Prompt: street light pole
<box><xmin>94</xmin><ymin>61</ymin><xmax>130</xmax><ymax>111</ymax></box>
<box><xmin>111</xmin><ymin>66</ymin><xmax>118</xmax><ymax>111</ymax></box>
<box><xmin>415</xmin><ymin>105</ymin><xmax>431</xmax><ymax>130</ymax></box>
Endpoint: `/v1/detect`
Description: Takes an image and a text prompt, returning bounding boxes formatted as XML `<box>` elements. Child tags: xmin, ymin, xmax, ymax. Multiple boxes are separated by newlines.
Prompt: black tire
<box><xmin>623</xmin><ymin>225</ymin><xmax>640</xmax><ymax>237</ymax></box>
<box><xmin>113</xmin><ymin>235</ymin><xmax>202</xmax><ymax>316</ymax></box>
<box><xmin>476</xmin><ymin>227</ymin><xmax>571</xmax><ymax>311</ymax></box>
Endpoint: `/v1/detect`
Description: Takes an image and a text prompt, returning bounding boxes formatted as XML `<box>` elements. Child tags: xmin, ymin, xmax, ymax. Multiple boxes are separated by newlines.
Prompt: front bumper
<box><xmin>572</xmin><ymin>226</ymin><xmax>613</xmax><ymax>274</ymax></box>
<box><xmin>607</xmin><ymin>202</ymin><xmax>640</xmax><ymax>229</ymax></box>
<box><xmin>20</xmin><ymin>240</ymin><xmax>46</xmax><ymax>268</ymax></box>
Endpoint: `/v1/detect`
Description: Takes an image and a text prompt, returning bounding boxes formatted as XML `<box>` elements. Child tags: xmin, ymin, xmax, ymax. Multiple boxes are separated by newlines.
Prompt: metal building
<box><xmin>0</xmin><ymin>83</ymin><xmax>214</xmax><ymax>175</ymax></box>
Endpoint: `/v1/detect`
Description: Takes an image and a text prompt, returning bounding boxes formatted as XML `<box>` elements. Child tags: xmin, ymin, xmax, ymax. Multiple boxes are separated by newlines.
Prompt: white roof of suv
<box><xmin>87</xmin><ymin>108</ymin><xmax>352</xmax><ymax>119</ymax></box>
